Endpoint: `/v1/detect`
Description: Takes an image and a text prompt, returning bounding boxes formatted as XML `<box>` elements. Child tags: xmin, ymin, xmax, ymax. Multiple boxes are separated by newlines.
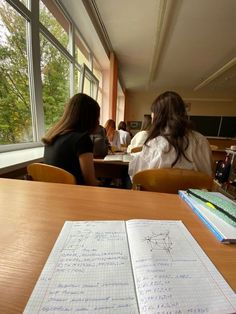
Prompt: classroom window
<box><xmin>75</xmin><ymin>29</ymin><xmax>90</xmax><ymax>68</ymax></box>
<box><xmin>0</xmin><ymin>0</ymin><xmax>103</xmax><ymax>152</ymax></box>
<box><xmin>39</xmin><ymin>0</ymin><xmax>69</xmax><ymax>51</ymax></box>
<box><xmin>80</xmin><ymin>64</ymin><xmax>99</xmax><ymax>100</ymax></box>
<box><xmin>93</xmin><ymin>57</ymin><xmax>103</xmax><ymax>105</ymax></box>
<box><xmin>74</xmin><ymin>65</ymin><xmax>81</xmax><ymax>94</ymax></box>
<box><xmin>0</xmin><ymin>1</ymin><xmax>33</xmax><ymax>145</ymax></box>
<box><xmin>40</xmin><ymin>34</ymin><xmax>70</xmax><ymax>131</ymax></box>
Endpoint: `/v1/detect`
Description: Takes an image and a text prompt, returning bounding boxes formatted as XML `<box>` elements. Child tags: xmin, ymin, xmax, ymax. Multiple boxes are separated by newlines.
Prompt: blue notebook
<box><xmin>179</xmin><ymin>190</ymin><xmax>236</xmax><ymax>243</ymax></box>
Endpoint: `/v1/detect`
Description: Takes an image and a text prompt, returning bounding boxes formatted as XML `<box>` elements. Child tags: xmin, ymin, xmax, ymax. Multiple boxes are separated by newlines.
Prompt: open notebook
<box><xmin>24</xmin><ymin>220</ymin><xmax>236</xmax><ymax>313</ymax></box>
<box><xmin>103</xmin><ymin>153</ymin><xmax>134</xmax><ymax>162</ymax></box>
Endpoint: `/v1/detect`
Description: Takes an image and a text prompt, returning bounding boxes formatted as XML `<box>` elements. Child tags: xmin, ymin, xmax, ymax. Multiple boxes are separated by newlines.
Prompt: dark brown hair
<box><xmin>42</xmin><ymin>93</ymin><xmax>100</xmax><ymax>145</ymax></box>
<box><xmin>141</xmin><ymin>115</ymin><xmax>152</xmax><ymax>131</ymax></box>
<box><xmin>118</xmin><ymin>121</ymin><xmax>127</xmax><ymax>131</ymax></box>
<box><xmin>145</xmin><ymin>91</ymin><xmax>192</xmax><ymax>166</ymax></box>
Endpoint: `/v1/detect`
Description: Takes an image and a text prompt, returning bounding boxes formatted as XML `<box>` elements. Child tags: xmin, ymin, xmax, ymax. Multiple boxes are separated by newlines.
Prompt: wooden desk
<box><xmin>94</xmin><ymin>158</ymin><xmax>128</xmax><ymax>179</ymax></box>
<box><xmin>0</xmin><ymin>178</ymin><xmax>236</xmax><ymax>313</ymax></box>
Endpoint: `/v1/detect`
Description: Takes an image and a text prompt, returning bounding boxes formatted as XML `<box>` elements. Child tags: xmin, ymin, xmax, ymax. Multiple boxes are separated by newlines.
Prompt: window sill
<box><xmin>0</xmin><ymin>147</ymin><xmax>44</xmax><ymax>176</ymax></box>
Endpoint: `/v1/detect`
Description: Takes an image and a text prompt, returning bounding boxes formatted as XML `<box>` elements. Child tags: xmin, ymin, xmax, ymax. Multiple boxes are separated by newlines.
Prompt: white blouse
<box><xmin>128</xmin><ymin>131</ymin><xmax>213</xmax><ymax>179</ymax></box>
<box><xmin>118</xmin><ymin>129</ymin><xmax>131</xmax><ymax>146</ymax></box>
<box><xmin>127</xmin><ymin>130</ymin><xmax>148</xmax><ymax>153</ymax></box>
<box><xmin>109</xmin><ymin>130</ymin><xmax>121</xmax><ymax>149</ymax></box>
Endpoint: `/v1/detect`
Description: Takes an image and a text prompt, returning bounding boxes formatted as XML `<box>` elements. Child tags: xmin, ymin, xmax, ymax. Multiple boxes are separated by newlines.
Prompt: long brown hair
<box><xmin>42</xmin><ymin>93</ymin><xmax>100</xmax><ymax>145</ymax></box>
<box><xmin>141</xmin><ymin>115</ymin><xmax>152</xmax><ymax>131</ymax></box>
<box><xmin>145</xmin><ymin>91</ymin><xmax>192</xmax><ymax>166</ymax></box>
<box><xmin>104</xmin><ymin>119</ymin><xmax>116</xmax><ymax>142</ymax></box>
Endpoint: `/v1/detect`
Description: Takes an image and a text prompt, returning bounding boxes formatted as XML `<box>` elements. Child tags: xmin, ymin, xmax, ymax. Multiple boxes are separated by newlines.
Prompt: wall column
<box><xmin>109</xmin><ymin>52</ymin><xmax>118</xmax><ymax>120</ymax></box>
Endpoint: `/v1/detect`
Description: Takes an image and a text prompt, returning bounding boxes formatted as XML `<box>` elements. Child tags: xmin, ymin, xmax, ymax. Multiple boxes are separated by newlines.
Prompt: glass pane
<box><xmin>0</xmin><ymin>1</ymin><xmax>33</xmax><ymax>144</ymax></box>
<box><xmin>83</xmin><ymin>77</ymin><xmax>91</xmax><ymax>96</ymax></box>
<box><xmin>74</xmin><ymin>66</ymin><xmax>81</xmax><ymax>93</ymax></box>
<box><xmin>40</xmin><ymin>0</ymin><xmax>69</xmax><ymax>51</ymax></box>
<box><xmin>75</xmin><ymin>29</ymin><xmax>90</xmax><ymax>68</ymax></box>
<box><xmin>40</xmin><ymin>34</ymin><xmax>70</xmax><ymax>131</ymax></box>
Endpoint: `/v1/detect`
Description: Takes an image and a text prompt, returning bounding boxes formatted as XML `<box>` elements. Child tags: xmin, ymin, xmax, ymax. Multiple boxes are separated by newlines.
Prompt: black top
<box><xmin>90</xmin><ymin>125</ymin><xmax>110</xmax><ymax>158</ymax></box>
<box><xmin>44</xmin><ymin>132</ymin><xmax>93</xmax><ymax>184</ymax></box>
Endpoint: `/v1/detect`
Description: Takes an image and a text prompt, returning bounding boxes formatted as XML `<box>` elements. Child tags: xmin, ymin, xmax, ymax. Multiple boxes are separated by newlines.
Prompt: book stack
<box><xmin>179</xmin><ymin>189</ymin><xmax>236</xmax><ymax>243</ymax></box>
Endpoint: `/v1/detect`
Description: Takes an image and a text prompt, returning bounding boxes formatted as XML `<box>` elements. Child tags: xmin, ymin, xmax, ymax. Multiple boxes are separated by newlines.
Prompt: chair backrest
<box><xmin>27</xmin><ymin>163</ymin><xmax>76</xmax><ymax>184</ymax></box>
<box><xmin>132</xmin><ymin>168</ymin><xmax>213</xmax><ymax>193</ymax></box>
<box><xmin>131</xmin><ymin>146</ymin><xmax>143</xmax><ymax>153</ymax></box>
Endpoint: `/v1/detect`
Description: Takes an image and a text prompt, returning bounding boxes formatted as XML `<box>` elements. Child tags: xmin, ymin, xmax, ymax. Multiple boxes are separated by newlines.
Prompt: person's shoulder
<box><xmin>69</xmin><ymin>131</ymin><xmax>91</xmax><ymax>143</ymax></box>
<box><xmin>190</xmin><ymin>130</ymin><xmax>208</xmax><ymax>142</ymax></box>
<box><xmin>144</xmin><ymin>135</ymin><xmax>168</xmax><ymax>150</ymax></box>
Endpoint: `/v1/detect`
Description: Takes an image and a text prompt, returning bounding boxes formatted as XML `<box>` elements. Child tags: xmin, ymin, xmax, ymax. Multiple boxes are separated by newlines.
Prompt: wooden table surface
<box><xmin>0</xmin><ymin>178</ymin><xmax>236</xmax><ymax>313</ymax></box>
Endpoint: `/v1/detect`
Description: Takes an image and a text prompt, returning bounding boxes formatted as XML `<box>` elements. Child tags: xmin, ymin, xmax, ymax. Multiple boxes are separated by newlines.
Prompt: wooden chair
<box><xmin>27</xmin><ymin>163</ymin><xmax>76</xmax><ymax>184</ymax></box>
<box><xmin>132</xmin><ymin>168</ymin><xmax>213</xmax><ymax>193</ymax></box>
<box><xmin>131</xmin><ymin>146</ymin><xmax>143</xmax><ymax>153</ymax></box>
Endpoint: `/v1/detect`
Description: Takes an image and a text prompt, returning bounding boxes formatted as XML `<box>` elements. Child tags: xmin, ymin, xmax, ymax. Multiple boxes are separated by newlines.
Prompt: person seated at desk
<box><xmin>129</xmin><ymin>91</ymin><xmax>213</xmax><ymax>179</ymax></box>
<box><xmin>42</xmin><ymin>93</ymin><xmax>100</xmax><ymax>186</ymax></box>
<box><xmin>90</xmin><ymin>125</ymin><xmax>110</xmax><ymax>158</ymax></box>
<box><xmin>104</xmin><ymin>119</ymin><xmax>121</xmax><ymax>150</ymax></box>
<box><xmin>118</xmin><ymin>121</ymin><xmax>131</xmax><ymax>146</ymax></box>
<box><xmin>127</xmin><ymin>114</ymin><xmax>152</xmax><ymax>153</ymax></box>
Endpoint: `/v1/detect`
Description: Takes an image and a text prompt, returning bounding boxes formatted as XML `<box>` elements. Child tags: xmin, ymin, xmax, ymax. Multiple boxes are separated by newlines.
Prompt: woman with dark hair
<box><xmin>42</xmin><ymin>93</ymin><xmax>100</xmax><ymax>185</ymax></box>
<box><xmin>129</xmin><ymin>91</ymin><xmax>213</xmax><ymax>179</ymax></box>
<box><xmin>118</xmin><ymin>121</ymin><xmax>131</xmax><ymax>146</ymax></box>
<box><xmin>127</xmin><ymin>114</ymin><xmax>152</xmax><ymax>153</ymax></box>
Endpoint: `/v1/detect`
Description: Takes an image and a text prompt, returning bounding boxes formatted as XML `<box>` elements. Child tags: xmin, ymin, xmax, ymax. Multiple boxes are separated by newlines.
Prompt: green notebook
<box><xmin>187</xmin><ymin>189</ymin><xmax>236</xmax><ymax>227</ymax></box>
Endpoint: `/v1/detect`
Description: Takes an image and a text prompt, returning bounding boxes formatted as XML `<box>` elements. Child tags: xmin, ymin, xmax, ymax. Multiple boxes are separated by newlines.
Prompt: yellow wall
<box><xmin>125</xmin><ymin>91</ymin><xmax>236</xmax><ymax>121</ymax></box>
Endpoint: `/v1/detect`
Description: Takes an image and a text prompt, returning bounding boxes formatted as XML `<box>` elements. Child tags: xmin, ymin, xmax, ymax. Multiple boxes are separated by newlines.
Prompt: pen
<box><xmin>186</xmin><ymin>189</ymin><xmax>236</xmax><ymax>223</ymax></box>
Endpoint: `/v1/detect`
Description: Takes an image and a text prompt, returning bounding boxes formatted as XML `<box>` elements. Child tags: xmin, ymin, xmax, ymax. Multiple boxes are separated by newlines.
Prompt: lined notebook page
<box><xmin>24</xmin><ymin>221</ymin><xmax>138</xmax><ymax>313</ymax></box>
<box><xmin>126</xmin><ymin>220</ymin><xmax>236</xmax><ymax>314</ymax></box>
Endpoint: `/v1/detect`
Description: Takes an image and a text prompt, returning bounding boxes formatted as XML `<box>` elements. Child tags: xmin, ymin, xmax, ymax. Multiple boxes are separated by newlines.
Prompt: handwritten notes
<box><xmin>126</xmin><ymin>220</ymin><xmax>236</xmax><ymax>313</ymax></box>
<box><xmin>24</xmin><ymin>221</ymin><xmax>138</xmax><ymax>313</ymax></box>
<box><xmin>24</xmin><ymin>220</ymin><xmax>236</xmax><ymax>313</ymax></box>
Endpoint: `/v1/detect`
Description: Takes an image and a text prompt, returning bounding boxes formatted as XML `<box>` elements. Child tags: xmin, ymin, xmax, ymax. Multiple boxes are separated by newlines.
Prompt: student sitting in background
<box><xmin>42</xmin><ymin>93</ymin><xmax>100</xmax><ymax>186</ymax></box>
<box><xmin>90</xmin><ymin>125</ymin><xmax>110</xmax><ymax>158</ymax></box>
<box><xmin>127</xmin><ymin>115</ymin><xmax>152</xmax><ymax>153</ymax></box>
<box><xmin>104</xmin><ymin>119</ymin><xmax>120</xmax><ymax>150</ymax></box>
<box><xmin>129</xmin><ymin>91</ymin><xmax>213</xmax><ymax>180</ymax></box>
<box><xmin>118</xmin><ymin>121</ymin><xmax>131</xmax><ymax>146</ymax></box>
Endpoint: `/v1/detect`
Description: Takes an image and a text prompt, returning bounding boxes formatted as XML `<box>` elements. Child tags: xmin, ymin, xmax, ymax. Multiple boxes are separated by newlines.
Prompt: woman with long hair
<box><xmin>128</xmin><ymin>91</ymin><xmax>213</xmax><ymax>179</ymax></box>
<box><xmin>127</xmin><ymin>114</ymin><xmax>152</xmax><ymax>153</ymax></box>
<box><xmin>42</xmin><ymin>93</ymin><xmax>100</xmax><ymax>185</ymax></box>
<box><xmin>104</xmin><ymin>119</ymin><xmax>120</xmax><ymax>149</ymax></box>
<box><xmin>118</xmin><ymin>121</ymin><xmax>131</xmax><ymax>146</ymax></box>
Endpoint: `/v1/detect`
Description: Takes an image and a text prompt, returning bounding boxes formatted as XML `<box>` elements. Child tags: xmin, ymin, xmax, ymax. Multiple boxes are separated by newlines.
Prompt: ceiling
<box><xmin>65</xmin><ymin>0</ymin><xmax>236</xmax><ymax>100</ymax></box>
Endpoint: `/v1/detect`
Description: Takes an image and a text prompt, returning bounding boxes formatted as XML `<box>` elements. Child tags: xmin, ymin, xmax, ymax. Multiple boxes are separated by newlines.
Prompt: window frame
<box><xmin>0</xmin><ymin>0</ymin><xmax>100</xmax><ymax>153</ymax></box>
<box><xmin>79</xmin><ymin>64</ymin><xmax>99</xmax><ymax>100</ymax></box>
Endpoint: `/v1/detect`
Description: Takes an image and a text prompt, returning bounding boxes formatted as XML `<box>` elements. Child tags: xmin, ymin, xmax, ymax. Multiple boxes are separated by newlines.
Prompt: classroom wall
<box><xmin>125</xmin><ymin>91</ymin><xmax>236</xmax><ymax>121</ymax></box>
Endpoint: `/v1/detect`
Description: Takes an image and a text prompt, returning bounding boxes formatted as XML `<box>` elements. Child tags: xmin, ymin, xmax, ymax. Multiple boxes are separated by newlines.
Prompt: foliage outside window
<box><xmin>40</xmin><ymin>34</ymin><xmax>70</xmax><ymax>131</ymax></box>
<box><xmin>0</xmin><ymin>1</ymin><xmax>33</xmax><ymax>144</ymax></box>
<box><xmin>0</xmin><ymin>0</ymin><xmax>101</xmax><ymax>151</ymax></box>
<box><xmin>40</xmin><ymin>0</ymin><xmax>69</xmax><ymax>51</ymax></box>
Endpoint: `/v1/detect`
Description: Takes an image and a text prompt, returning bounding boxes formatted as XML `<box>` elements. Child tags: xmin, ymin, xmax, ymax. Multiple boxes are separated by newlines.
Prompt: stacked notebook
<box><xmin>179</xmin><ymin>189</ymin><xmax>236</xmax><ymax>243</ymax></box>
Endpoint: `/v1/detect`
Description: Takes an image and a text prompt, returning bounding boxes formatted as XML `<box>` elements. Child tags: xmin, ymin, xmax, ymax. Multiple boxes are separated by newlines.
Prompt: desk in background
<box><xmin>0</xmin><ymin>178</ymin><xmax>236</xmax><ymax>313</ymax></box>
<box><xmin>94</xmin><ymin>158</ymin><xmax>129</xmax><ymax>179</ymax></box>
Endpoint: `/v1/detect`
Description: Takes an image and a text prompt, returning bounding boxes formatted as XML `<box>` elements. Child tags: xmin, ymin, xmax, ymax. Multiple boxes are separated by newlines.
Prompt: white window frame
<box><xmin>0</xmin><ymin>0</ymin><xmax>101</xmax><ymax>153</ymax></box>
